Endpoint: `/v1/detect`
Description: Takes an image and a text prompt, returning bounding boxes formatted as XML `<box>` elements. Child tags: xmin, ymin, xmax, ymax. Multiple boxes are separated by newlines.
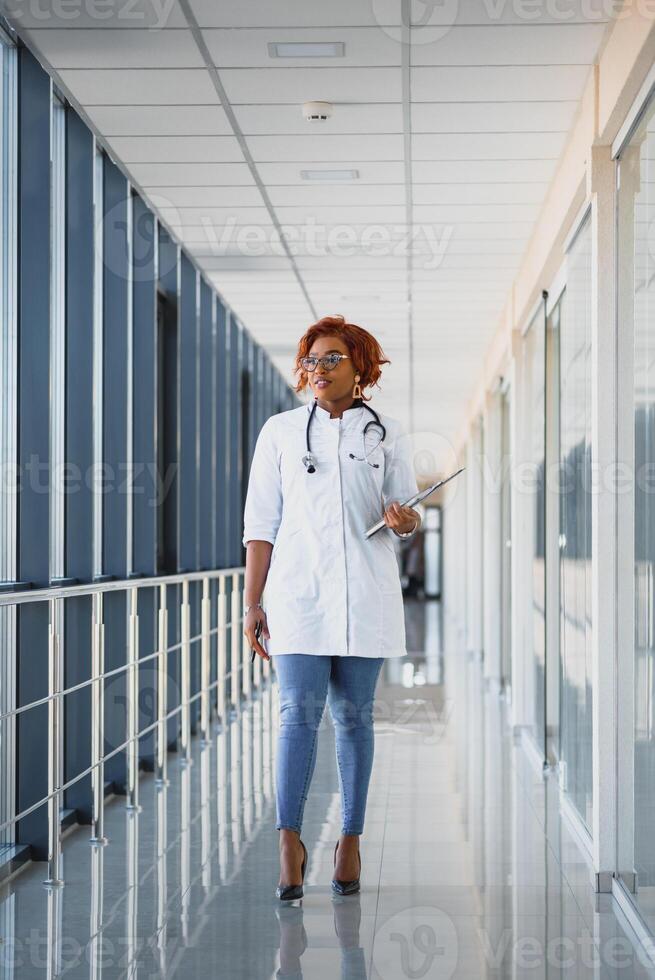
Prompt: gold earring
<box><xmin>352</xmin><ymin>374</ymin><xmax>362</xmax><ymax>399</ymax></box>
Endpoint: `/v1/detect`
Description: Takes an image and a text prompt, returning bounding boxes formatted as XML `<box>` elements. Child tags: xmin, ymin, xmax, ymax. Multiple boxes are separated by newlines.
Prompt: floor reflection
<box><xmin>1</xmin><ymin>599</ymin><xmax>655</xmax><ymax>978</ymax></box>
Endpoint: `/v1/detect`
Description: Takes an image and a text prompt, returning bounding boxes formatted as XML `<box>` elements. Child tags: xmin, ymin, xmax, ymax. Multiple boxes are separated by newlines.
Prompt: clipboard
<box><xmin>364</xmin><ymin>467</ymin><xmax>465</xmax><ymax>539</ymax></box>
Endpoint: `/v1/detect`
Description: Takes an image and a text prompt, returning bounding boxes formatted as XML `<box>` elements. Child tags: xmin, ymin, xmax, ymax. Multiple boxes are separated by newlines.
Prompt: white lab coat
<box><xmin>241</xmin><ymin>400</ymin><xmax>419</xmax><ymax>658</ymax></box>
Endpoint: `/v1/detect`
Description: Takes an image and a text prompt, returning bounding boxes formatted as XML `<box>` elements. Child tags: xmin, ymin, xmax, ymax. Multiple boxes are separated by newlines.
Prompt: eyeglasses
<box><xmin>300</xmin><ymin>353</ymin><xmax>351</xmax><ymax>372</ymax></box>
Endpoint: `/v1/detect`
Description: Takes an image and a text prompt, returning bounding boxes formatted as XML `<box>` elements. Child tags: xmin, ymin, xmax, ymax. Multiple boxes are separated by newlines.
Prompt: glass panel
<box><xmin>559</xmin><ymin>213</ymin><xmax>593</xmax><ymax>830</ymax></box>
<box><xmin>0</xmin><ymin>32</ymin><xmax>17</xmax><ymax>846</ymax></box>
<box><xmin>92</xmin><ymin>147</ymin><xmax>103</xmax><ymax>577</ymax></box>
<box><xmin>49</xmin><ymin>94</ymin><xmax>66</xmax><ymax>581</ymax></box>
<box><xmin>545</xmin><ymin>307</ymin><xmax>561</xmax><ymax>765</ymax></box>
<box><xmin>500</xmin><ymin>389</ymin><xmax>512</xmax><ymax>693</ymax></box>
<box><xmin>620</xmin><ymin>90</ymin><xmax>655</xmax><ymax>926</ymax></box>
<box><xmin>523</xmin><ymin>309</ymin><xmax>546</xmax><ymax>751</ymax></box>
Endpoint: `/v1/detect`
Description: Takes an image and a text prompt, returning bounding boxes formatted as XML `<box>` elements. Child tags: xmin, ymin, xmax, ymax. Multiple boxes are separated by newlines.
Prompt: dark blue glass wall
<box><xmin>8</xmin><ymin>45</ymin><xmax>298</xmax><ymax>856</ymax></box>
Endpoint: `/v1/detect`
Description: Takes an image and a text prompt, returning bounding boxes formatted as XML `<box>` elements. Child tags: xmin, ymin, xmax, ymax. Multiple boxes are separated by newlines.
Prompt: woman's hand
<box><xmin>382</xmin><ymin>500</ymin><xmax>421</xmax><ymax>536</ymax></box>
<box><xmin>244</xmin><ymin>605</ymin><xmax>271</xmax><ymax>661</ymax></box>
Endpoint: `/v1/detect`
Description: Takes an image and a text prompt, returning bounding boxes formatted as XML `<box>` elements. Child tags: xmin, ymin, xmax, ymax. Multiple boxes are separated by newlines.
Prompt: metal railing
<box><xmin>0</xmin><ymin>566</ymin><xmax>270</xmax><ymax>886</ymax></box>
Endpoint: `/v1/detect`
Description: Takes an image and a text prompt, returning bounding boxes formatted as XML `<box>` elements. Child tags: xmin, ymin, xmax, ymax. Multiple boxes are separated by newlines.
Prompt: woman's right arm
<box><xmin>241</xmin><ymin>416</ymin><xmax>283</xmax><ymax>660</ymax></box>
<box><xmin>244</xmin><ymin>541</ymin><xmax>273</xmax><ymax>660</ymax></box>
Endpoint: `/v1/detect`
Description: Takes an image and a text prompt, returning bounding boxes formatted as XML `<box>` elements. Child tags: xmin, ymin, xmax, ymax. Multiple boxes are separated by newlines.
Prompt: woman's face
<box><xmin>306</xmin><ymin>334</ymin><xmax>357</xmax><ymax>401</ymax></box>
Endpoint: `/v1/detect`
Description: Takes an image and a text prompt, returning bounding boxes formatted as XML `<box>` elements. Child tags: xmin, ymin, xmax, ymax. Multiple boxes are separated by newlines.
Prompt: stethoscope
<box><xmin>302</xmin><ymin>397</ymin><xmax>387</xmax><ymax>474</ymax></box>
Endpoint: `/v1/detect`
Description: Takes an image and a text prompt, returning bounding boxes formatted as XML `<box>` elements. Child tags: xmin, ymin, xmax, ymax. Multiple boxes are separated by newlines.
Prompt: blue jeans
<box><xmin>273</xmin><ymin>655</ymin><xmax>384</xmax><ymax>836</ymax></box>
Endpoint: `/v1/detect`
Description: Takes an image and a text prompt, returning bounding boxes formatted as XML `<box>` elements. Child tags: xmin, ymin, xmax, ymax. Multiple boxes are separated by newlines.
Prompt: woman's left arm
<box><xmin>381</xmin><ymin>420</ymin><xmax>422</xmax><ymax>537</ymax></box>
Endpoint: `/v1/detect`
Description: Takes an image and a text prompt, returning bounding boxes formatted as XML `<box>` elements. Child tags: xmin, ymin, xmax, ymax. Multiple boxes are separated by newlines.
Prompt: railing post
<box><xmin>156</xmin><ymin>583</ymin><xmax>169</xmax><ymax>785</ymax></box>
<box><xmin>217</xmin><ymin>576</ymin><xmax>227</xmax><ymax>729</ymax></box>
<box><xmin>230</xmin><ymin>572</ymin><xmax>240</xmax><ymax>713</ymax></box>
<box><xmin>126</xmin><ymin>795</ymin><xmax>139</xmax><ymax>974</ymax></box>
<box><xmin>126</xmin><ymin>586</ymin><xmax>141</xmax><ymax>810</ymax></box>
<box><xmin>180</xmin><ymin>579</ymin><xmax>191</xmax><ymax>764</ymax></box>
<box><xmin>45</xmin><ymin>874</ymin><xmax>63</xmax><ymax>973</ymax></box>
<box><xmin>44</xmin><ymin>597</ymin><xmax>64</xmax><ymax>886</ymax></box>
<box><xmin>200</xmin><ymin>576</ymin><xmax>212</xmax><ymax>744</ymax></box>
<box><xmin>155</xmin><ymin>779</ymin><xmax>168</xmax><ymax>972</ymax></box>
<box><xmin>90</xmin><ymin>592</ymin><xmax>107</xmax><ymax>845</ymax></box>
<box><xmin>89</xmin><ymin>831</ymin><xmax>105</xmax><ymax>979</ymax></box>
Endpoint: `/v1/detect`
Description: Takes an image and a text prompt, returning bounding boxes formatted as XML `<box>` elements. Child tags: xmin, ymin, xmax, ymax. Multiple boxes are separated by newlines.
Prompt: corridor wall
<box><xmin>440</xmin><ymin>1</ymin><xmax>655</xmax><ymax>942</ymax></box>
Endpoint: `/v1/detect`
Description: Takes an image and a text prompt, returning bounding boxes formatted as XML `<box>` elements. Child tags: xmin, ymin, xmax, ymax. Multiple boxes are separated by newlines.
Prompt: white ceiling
<box><xmin>11</xmin><ymin>0</ymin><xmax>618</xmax><ymax>473</ymax></box>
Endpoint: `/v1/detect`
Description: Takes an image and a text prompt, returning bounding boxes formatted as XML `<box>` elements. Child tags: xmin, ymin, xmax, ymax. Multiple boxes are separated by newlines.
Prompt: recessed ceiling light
<box><xmin>301</xmin><ymin>169</ymin><xmax>359</xmax><ymax>181</ymax></box>
<box><xmin>268</xmin><ymin>41</ymin><xmax>345</xmax><ymax>58</ymax></box>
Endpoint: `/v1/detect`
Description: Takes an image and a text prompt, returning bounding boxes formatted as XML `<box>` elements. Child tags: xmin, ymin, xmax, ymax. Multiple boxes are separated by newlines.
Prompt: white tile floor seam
<box><xmin>2</xmin><ymin>599</ymin><xmax>655</xmax><ymax>977</ymax></box>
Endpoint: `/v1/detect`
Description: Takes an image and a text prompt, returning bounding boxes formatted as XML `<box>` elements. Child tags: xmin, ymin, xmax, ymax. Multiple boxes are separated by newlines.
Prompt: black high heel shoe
<box><xmin>331</xmin><ymin>839</ymin><xmax>361</xmax><ymax>895</ymax></box>
<box><xmin>276</xmin><ymin>838</ymin><xmax>307</xmax><ymax>901</ymax></box>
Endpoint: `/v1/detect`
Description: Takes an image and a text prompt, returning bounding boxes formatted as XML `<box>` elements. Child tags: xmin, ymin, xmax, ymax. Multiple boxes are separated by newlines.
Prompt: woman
<box><xmin>241</xmin><ymin>315</ymin><xmax>421</xmax><ymax>901</ymax></box>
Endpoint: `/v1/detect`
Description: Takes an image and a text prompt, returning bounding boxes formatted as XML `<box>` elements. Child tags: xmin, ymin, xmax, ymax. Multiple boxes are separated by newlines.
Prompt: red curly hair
<box><xmin>293</xmin><ymin>315</ymin><xmax>390</xmax><ymax>401</ymax></box>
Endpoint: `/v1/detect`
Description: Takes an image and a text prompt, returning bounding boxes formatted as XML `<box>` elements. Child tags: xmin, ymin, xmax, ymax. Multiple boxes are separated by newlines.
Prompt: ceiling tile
<box><xmin>411</xmin><ymin>65</ymin><xmax>591</xmax><ymax>102</ymax></box>
<box><xmin>57</xmin><ymin>67</ymin><xmax>218</xmax><ymax>104</ymax></box>
<box><xmin>413</xmin><ymin>183</ymin><xmax>549</xmax><ymax>205</ymax></box>
<box><xmin>412</xmin><ymin>159</ymin><xmax>557</xmax><ymax>182</ymax></box>
<box><xmin>412</xmin><ymin>132</ymin><xmax>566</xmax><ymax>159</ymax></box>
<box><xmin>189</xmin><ymin>0</ymin><xmax>402</xmax><ymax>27</ymax></box>
<box><xmin>274</xmin><ymin>204</ymin><xmax>407</xmax><ymax>223</ymax></box>
<box><xmin>84</xmin><ymin>104</ymin><xmax>232</xmax><ymax>136</ymax></box>
<box><xmin>106</xmin><ymin>135</ymin><xmax>244</xmax><ymax>163</ymax></box>
<box><xmin>247</xmin><ymin>134</ymin><xmax>404</xmax><ymax>161</ymax></box>
<box><xmin>140</xmin><ymin>185</ymin><xmax>264</xmax><ymax>207</ymax></box>
<box><xmin>423</xmin><ymin>221</ymin><xmax>533</xmax><ymax>240</ymax></box>
<box><xmin>220</xmin><ymin>67</ymin><xmax>403</xmax><ymax>104</ymax></box>
<box><xmin>413</xmin><ymin>202</ymin><xmax>540</xmax><ymax>222</ymax></box>
<box><xmin>126</xmin><ymin>162</ymin><xmax>255</xmax><ymax>186</ymax></box>
<box><xmin>412</xmin><ymin>101</ymin><xmax>577</xmax><ymax>134</ymax></box>
<box><xmin>410</xmin><ymin>24</ymin><xmax>609</xmax><ymax>65</ymax></box>
<box><xmin>155</xmin><ymin>207</ymin><xmax>272</xmax><ymax>233</ymax></box>
<box><xmin>24</xmin><ymin>27</ymin><xmax>203</xmax><ymax>67</ymax></box>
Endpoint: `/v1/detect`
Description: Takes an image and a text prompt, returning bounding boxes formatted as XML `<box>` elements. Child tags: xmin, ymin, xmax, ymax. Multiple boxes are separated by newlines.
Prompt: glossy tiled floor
<box><xmin>2</xmin><ymin>599</ymin><xmax>655</xmax><ymax>978</ymax></box>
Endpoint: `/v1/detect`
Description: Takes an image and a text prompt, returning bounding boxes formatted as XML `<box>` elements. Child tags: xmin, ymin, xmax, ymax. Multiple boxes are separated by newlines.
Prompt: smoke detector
<box><xmin>302</xmin><ymin>101</ymin><xmax>333</xmax><ymax>122</ymax></box>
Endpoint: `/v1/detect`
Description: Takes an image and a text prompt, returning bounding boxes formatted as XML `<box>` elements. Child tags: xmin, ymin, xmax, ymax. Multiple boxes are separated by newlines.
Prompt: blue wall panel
<box><xmin>229</xmin><ymin>316</ymin><xmax>240</xmax><ymax>567</ymax></box>
<box><xmin>16</xmin><ymin>47</ymin><xmax>52</xmax><ymax>858</ymax></box>
<box><xmin>63</xmin><ymin>107</ymin><xmax>95</xmax><ymax>821</ymax></box>
<box><xmin>179</xmin><ymin>255</ymin><xmax>200</xmax><ymax>725</ymax></box>
<box><xmin>102</xmin><ymin>157</ymin><xmax>129</xmax><ymax>790</ymax></box>
<box><xmin>157</xmin><ymin>227</ymin><xmax>181</xmax><ymax>751</ymax></box>
<box><xmin>178</xmin><ymin>253</ymin><xmax>198</xmax><ymax>574</ymax></box>
<box><xmin>215</xmin><ymin>299</ymin><xmax>228</xmax><ymax>569</ymax></box>
<box><xmin>132</xmin><ymin>192</ymin><xmax>157</xmax><ymax>765</ymax></box>
<box><xmin>199</xmin><ymin>280</ymin><xmax>214</xmax><ymax>571</ymax></box>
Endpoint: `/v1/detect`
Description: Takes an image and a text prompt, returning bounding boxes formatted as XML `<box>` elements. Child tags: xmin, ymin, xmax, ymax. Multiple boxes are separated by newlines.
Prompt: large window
<box><xmin>49</xmin><ymin>92</ymin><xmax>66</xmax><ymax>582</ymax></box>
<box><xmin>619</xmin><ymin>89</ymin><xmax>655</xmax><ymax>929</ymax></box>
<box><xmin>92</xmin><ymin>146</ymin><xmax>103</xmax><ymax>577</ymax></box>
<box><xmin>559</xmin><ymin>213</ymin><xmax>593</xmax><ymax>830</ymax></box>
<box><xmin>0</xmin><ymin>31</ymin><xmax>16</xmax><ymax>846</ymax></box>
